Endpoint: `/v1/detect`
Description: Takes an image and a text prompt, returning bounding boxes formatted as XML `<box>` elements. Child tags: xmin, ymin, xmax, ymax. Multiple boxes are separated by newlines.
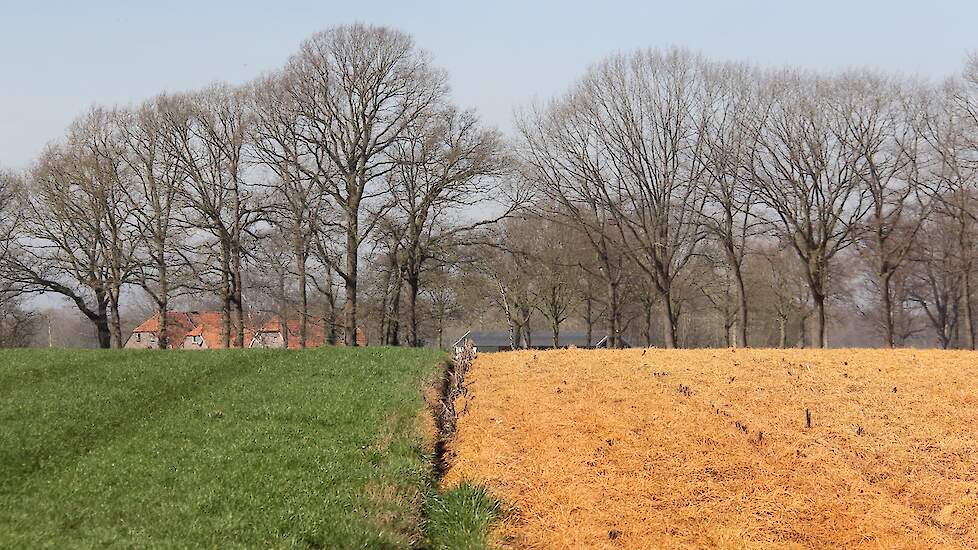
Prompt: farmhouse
<box><xmin>179</xmin><ymin>312</ymin><xmax>256</xmax><ymax>349</ymax></box>
<box><xmin>126</xmin><ymin>311</ymin><xmax>197</xmax><ymax>349</ymax></box>
<box><xmin>453</xmin><ymin>330</ymin><xmax>631</xmax><ymax>353</ymax></box>
<box><xmin>251</xmin><ymin>316</ymin><xmax>333</xmax><ymax>349</ymax></box>
<box><xmin>126</xmin><ymin>311</ymin><xmax>365</xmax><ymax>349</ymax></box>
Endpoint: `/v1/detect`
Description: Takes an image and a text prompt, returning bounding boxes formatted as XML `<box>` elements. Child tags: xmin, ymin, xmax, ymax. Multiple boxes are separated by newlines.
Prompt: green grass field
<box><xmin>0</xmin><ymin>346</ymin><xmax>492</xmax><ymax>549</ymax></box>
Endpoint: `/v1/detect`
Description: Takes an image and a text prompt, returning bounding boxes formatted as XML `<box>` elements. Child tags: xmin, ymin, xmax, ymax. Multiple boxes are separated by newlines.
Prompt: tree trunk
<box><xmin>813</xmin><ymin>291</ymin><xmax>827</xmax><ymax>349</ymax></box>
<box><xmin>221</xmin><ymin>248</ymin><xmax>231</xmax><ymax>348</ymax></box>
<box><xmin>108</xmin><ymin>286</ymin><xmax>123</xmax><ymax>348</ymax></box>
<box><xmin>880</xmin><ymin>271</ymin><xmax>895</xmax><ymax>348</ymax></box>
<box><xmin>642</xmin><ymin>301</ymin><xmax>652</xmax><ymax>347</ymax></box>
<box><xmin>660</xmin><ymin>289</ymin><xmax>677</xmax><ymax>349</ymax></box>
<box><xmin>158</xmin><ymin>299</ymin><xmax>169</xmax><ymax>350</ymax></box>
<box><xmin>94</xmin><ymin>297</ymin><xmax>111</xmax><ymax>349</ymax></box>
<box><xmin>378</xmin><ymin>268</ymin><xmax>392</xmax><ymax>345</ymax></box>
<box><xmin>606</xmin><ymin>277</ymin><xmax>620</xmax><ymax>348</ymax></box>
<box><xmin>386</xmin><ymin>282</ymin><xmax>402</xmax><ymax>346</ymax></box>
<box><xmin>222</xmin><ymin>296</ymin><xmax>232</xmax><ymax>349</ymax></box>
<box><xmin>407</xmin><ymin>272</ymin><xmax>421</xmax><ymax>347</ymax></box>
<box><xmin>323</xmin><ymin>308</ymin><xmax>335</xmax><ymax>345</ymax></box>
<box><xmin>344</xmin><ymin>229</ymin><xmax>358</xmax><ymax>346</ymax></box>
<box><xmin>232</xmin><ymin>249</ymin><xmax>244</xmax><ymax>348</ymax></box>
<box><xmin>584</xmin><ymin>292</ymin><xmax>593</xmax><ymax>347</ymax></box>
<box><xmin>280</xmin><ymin>316</ymin><xmax>289</xmax><ymax>349</ymax></box>
<box><xmin>322</xmin><ymin>267</ymin><xmax>337</xmax><ymax>345</ymax></box>
<box><xmin>95</xmin><ymin>316</ymin><xmax>111</xmax><ymax>349</ymax></box>
<box><xmin>498</xmin><ymin>282</ymin><xmax>516</xmax><ymax>349</ymax></box>
<box><xmin>939</xmin><ymin>312</ymin><xmax>951</xmax><ymax>349</ymax></box>
<box><xmin>436</xmin><ymin>300</ymin><xmax>445</xmax><ymax>349</ymax></box>
<box><xmin>734</xmin><ymin>266</ymin><xmax>748</xmax><ymax>347</ymax></box>
<box><xmin>798</xmin><ymin>315</ymin><xmax>807</xmax><ymax>348</ymax></box>
<box><xmin>963</xmin><ymin>271</ymin><xmax>975</xmax><ymax>350</ymax></box>
<box><xmin>777</xmin><ymin>315</ymin><xmax>787</xmax><ymax>349</ymax></box>
<box><xmin>157</xmin><ymin>258</ymin><xmax>169</xmax><ymax>350</ymax></box>
<box><xmin>297</xmin><ymin>249</ymin><xmax>308</xmax><ymax>348</ymax></box>
<box><xmin>510</xmin><ymin>323</ymin><xmax>521</xmax><ymax>350</ymax></box>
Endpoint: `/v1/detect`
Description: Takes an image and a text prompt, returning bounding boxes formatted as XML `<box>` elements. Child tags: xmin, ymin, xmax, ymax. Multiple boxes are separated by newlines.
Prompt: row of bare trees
<box><xmin>3</xmin><ymin>29</ymin><xmax>978</xmax><ymax>350</ymax></box>
<box><xmin>514</xmin><ymin>48</ymin><xmax>978</xmax><ymax>349</ymax></box>
<box><xmin>0</xmin><ymin>24</ymin><xmax>509</xmax><ymax>348</ymax></box>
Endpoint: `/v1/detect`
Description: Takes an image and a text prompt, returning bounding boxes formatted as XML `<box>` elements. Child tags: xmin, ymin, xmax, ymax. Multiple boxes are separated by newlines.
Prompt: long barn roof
<box><xmin>455</xmin><ymin>330</ymin><xmax>596</xmax><ymax>348</ymax></box>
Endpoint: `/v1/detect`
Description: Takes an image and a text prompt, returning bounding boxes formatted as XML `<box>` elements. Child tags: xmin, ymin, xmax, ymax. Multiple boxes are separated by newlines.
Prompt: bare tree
<box><xmin>749</xmin><ymin>71</ymin><xmax>869</xmax><ymax>348</ymax></box>
<box><xmin>754</xmin><ymin>244</ymin><xmax>812</xmax><ymax>348</ymax></box>
<box><xmin>519</xmin><ymin>98</ymin><xmax>628</xmax><ymax>348</ymax></box>
<box><xmin>907</xmin><ymin>212</ymin><xmax>962</xmax><ymax>348</ymax></box>
<box><xmin>251</xmin><ymin>228</ymin><xmax>297</xmax><ymax>347</ymax></box>
<box><xmin>0</xmin><ymin>169</ymin><xmax>20</xmax><ymax>284</ymax></box>
<box><xmin>371</xmin><ymin>215</ymin><xmax>407</xmax><ymax>345</ymax></box>
<box><xmin>285</xmin><ymin>24</ymin><xmax>447</xmax><ymax>345</ymax></box>
<box><xmin>7</xmin><ymin>120</ymin><xmax>123</xmax><ymax>348</ymax></box>
<box><xmin>423</xmin><ymin>265</ymin><xmax>463</xmax><ymax>348</ymax></box>
<box><xmin>309</xmin><ymin>257</ymin><xmax>340</xmax><ymax>345</ymax></box>
<box><xmin>694</xmin><ymin>248</ymin><xmax>741</xmax><ymax>347</ymax></box>
<box><xmin>836</xmin><ymin>73</ymin><xmax>931</xmax><ymax>347</ymax></box>
<box><xmin>596</xmin><ymin>49</ymin><xmax>713</xmax><ymax>349</ymax></box>
<box><xmin>249</xmin><ymin>74</ymin><xmax>329</xmax><ymax>347</ymax></box>
<box><xmin>522</xmin><ymin>48</ymin><xmax>711</xmax><ymax>348</ymax></box>
<box><xmin>921</xmin><ymin>55</ymin><xmax>978</xmax><ymax>349</ymax></box>
<box><xmin>481</xmin><ymin>219</ymin><xmax>538</xmax><ymax>348</ymax></box>
<box><xmin>166</xmin><ymin>86</ymin><xmax>261</xmax><ymax>348</ymax></box>
<box><xmin>388</xmin><ymin>106</ymin><xmax>508</xmax><ymax>346</ymax></box>
<box><xmin>117</xmin><ymin>97</ymin><xmax>188</xmax><ymax>349</ymax></box>
<box><xmin>522</xmin><ymin>216</ymin><xmax>577</xmax><ymax>347</ymax></box>
<box><xmin>78</xmin><ymin>109</ymin><xmax>139</xmax><ymax>347</ymax></box>
<box><xmin>0</xmin><ymin>170</ymin><xmax>37</xmax><ymax>347</ymax></box>
<box><xmin>698</xmin><ymin>62</ymin><xmax>763</xmax><ymax>347</ymax></box>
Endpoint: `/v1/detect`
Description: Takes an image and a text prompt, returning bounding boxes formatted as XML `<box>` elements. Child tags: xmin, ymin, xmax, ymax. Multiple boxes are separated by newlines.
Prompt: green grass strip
<box><xmin>425</xmin><ymin>484</ymin><xmax>502</xmax><ymax>550</ymax></box>
<box><xmin>0</xmin><ymin>347</ymin><xmax>444</xmax><ymax>549</ymax></box>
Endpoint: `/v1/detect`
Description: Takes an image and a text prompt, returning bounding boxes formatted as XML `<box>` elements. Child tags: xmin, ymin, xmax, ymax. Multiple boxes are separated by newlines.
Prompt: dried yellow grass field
<box><xmin>443</xmin><ymin>348</ymin><xmax>978</xmax><ymax>549</ymax></box>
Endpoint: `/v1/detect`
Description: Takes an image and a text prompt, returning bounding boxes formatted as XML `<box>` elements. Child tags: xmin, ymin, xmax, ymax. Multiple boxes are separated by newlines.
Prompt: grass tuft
<box><xmin>425</xmin><ymin>484</ymin><xmax>501</xmax><ymax>550</ymax></box>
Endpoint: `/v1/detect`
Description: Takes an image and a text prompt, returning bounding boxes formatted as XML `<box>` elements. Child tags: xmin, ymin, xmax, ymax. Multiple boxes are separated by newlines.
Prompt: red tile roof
<box><xmin>256</xmin><ymin>315</ymin><xmax>326</xmax><ymax>348</ymax></box>
<box><xmin>131</xmin><ymin>312</ymin><xmax>197</xmax><ymax>349</ymax></box>
<box><xmin>185</xmin><ymin>311</ymin><xmax>254</xmax><ymax>349</ymax></box>
<box><xmin>129</xmin><ymin>311</ymin><xmax>361</xmax><ymax>349</ymax></box>
<box><xmin>131</xmin><ymin>311</ymin><xmax>254</xmax><ymax>349</ymax></box>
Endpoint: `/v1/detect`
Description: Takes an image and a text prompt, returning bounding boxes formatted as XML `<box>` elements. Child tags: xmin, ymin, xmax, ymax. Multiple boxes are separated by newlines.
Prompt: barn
<box><xmin>250</xmin><ymin>316</ymin><xmax>325</xmax><ymax>349</ymax></box>
<box><xmin>453</xmin><ymin>330</ymin><xmax>631</xmax><ymax>353</ymax></box>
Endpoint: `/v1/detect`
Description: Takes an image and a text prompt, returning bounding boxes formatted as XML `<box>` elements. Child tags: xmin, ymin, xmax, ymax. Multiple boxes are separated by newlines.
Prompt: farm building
<box><xmin>248</xmin><ymin>316</ymin><xmax>366</xmax><ymax>348</ymax></box>
<box><xmin>126</xmin><ymin>311</ymin><xmax>198</xmax><ymax>349</ymax></box>
<box><xmin>453</xmin><ymin>330</ymin><xmax>631</xmax><ymax>353</ymax></box>
<box><xmin>126</xmin><ymin>311</ymin><xmax>364</xmax><ymax>349</ymax></box>
<box><xmin>179</xmin><ymin>311</ymin><xmax>256</xmax><ymax>349</ymax></box>
<box><xmin>250</xmin><ymin>316</ymin><xmax>326</xmax><ymax>349</ymax></box>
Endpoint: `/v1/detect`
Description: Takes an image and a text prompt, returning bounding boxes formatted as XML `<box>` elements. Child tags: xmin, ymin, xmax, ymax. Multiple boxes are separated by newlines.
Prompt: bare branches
<box><xmin>748</xmin><ymin>70</ymin><xmax>872</xmax><ymax>347</ymax></box>
<box><xmin>5</xmin><ymin>110</ymin><xmax>138</xmax><ymax>348</ymax></box>
<box><xmin>8</xmin><ymin>29</ymin><xmax>978</xmax><ymax>351</ymax></box>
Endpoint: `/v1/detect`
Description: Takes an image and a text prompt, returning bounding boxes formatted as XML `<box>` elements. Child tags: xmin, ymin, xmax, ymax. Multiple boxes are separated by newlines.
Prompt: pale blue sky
<box><xmin>1</xmin><ymin>0</ymin><xmax>975</xmax><ymax>169</ymax></box>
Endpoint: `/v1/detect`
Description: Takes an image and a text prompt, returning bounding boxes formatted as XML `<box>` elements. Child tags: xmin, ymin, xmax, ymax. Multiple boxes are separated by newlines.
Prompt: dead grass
<box><xmin>443</xmin><ymin>348</ymin><xmax>978</xmax><ymax>549</ymax></box>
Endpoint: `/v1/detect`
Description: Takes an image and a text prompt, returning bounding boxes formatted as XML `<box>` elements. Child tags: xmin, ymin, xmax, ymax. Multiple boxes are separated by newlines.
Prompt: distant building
<box><xmin>452</xmin><ymin>330</ymin><xmax>631</xmax><ymax>353</ymax></box>
<box><xmin>127</xmin><ymin>312</ymin><xmax>198</xmax><ymax>349</ymax></box>
<box><xmin>251</xmin><ymin>316</ymin><xmax>323</xmax><ymax>349</ymax></box>
<box><xmin>125</xmin><ymin>311</ymin><xmax>365</xmax><ymax>349</ymax></box>
<box><xmin>179</xmin><ymin>311</ymin><xmax>255</xmax><ymax>349</ymax></box>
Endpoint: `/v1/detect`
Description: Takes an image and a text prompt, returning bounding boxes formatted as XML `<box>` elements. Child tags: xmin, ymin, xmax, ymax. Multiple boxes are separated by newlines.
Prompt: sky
<box><xmin>1</xmin><ymin>0</ymin><xmax>976</xmax><ymax>170</ymax></box>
